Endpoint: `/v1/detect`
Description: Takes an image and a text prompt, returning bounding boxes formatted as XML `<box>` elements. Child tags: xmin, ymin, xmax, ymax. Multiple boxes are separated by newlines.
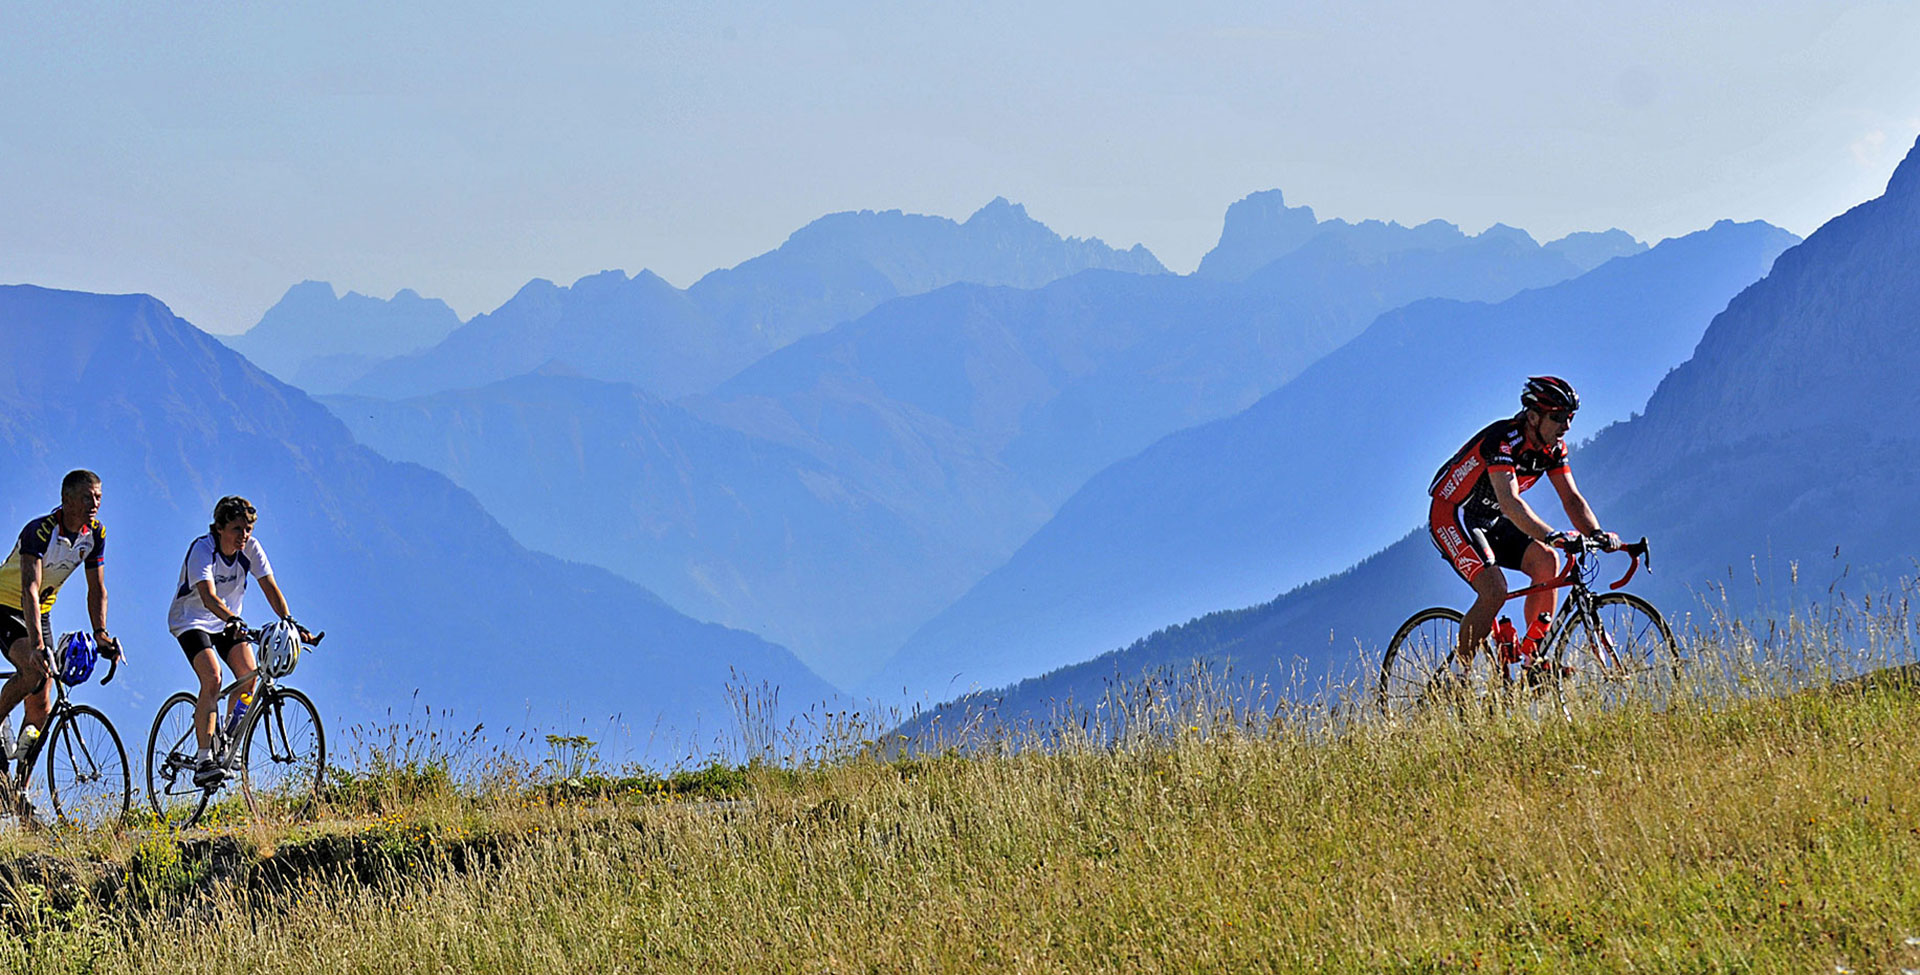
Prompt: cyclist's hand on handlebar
<box><xmin>222</xmin><ymin>616</ymin><xmax>248</xmax><ymax>643</ymax></box>
<box><xmin>283</xmin><ymin>616</ymin><xmax>316</xmax><ymax>644</ymax></box>
<box><xmin>1588</xmin><ymin>530</ymin><xmax>1622</xmax><ymax>552</ymax></box>
<box><xmin>100</xmin><ymin>635</ymin><xmax>123</xmax><ymax>661</ymax></box>
<box><xmin>1544</xmin><ymin>530</ymin><xmax>1583</xmax><ymax>550</ymax></box>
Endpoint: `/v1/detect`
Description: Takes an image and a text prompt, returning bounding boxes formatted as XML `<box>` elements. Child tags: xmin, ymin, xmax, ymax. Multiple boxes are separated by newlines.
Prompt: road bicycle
<box><xmin>0</xmin><ymin>633</ymin><xmax>130</xmax><ymax>830</ymax></box>
<box><xmin>145</xmin><ymin>621</ymin><xmax>326</xmax><ymax>829</ymax></box>
<box><xmin>1378</xmin><ymin>535</ymin><xmax>1679</xmax><ymax>717</ymax></box>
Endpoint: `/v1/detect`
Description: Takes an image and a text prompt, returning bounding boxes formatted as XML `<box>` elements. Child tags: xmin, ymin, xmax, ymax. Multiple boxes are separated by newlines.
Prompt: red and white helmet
<box><xmin>1521</xmin><ymin>375</ymin><xmax>1580</xmax><ymax>414</ymax></box>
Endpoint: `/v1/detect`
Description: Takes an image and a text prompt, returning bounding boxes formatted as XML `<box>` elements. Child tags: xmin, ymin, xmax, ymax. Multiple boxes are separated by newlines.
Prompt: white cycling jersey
<box><xmin>167</xmin><ymin>533</ymin><xmax>274</xmax><ymax>636</ymax></box>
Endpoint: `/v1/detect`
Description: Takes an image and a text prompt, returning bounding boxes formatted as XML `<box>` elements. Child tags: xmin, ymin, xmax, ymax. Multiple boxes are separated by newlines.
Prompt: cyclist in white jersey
<box><xmin>167</xmin><ymin>496</ymin><xmax>303</xmax><ymax>787</ymax></box>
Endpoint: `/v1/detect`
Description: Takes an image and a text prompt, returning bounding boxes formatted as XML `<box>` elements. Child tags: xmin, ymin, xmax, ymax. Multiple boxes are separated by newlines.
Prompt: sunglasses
<box><xmin>1544</xmin><ymin>410</ymin><xmax>1575</xmax><ymax>425</ymax></box>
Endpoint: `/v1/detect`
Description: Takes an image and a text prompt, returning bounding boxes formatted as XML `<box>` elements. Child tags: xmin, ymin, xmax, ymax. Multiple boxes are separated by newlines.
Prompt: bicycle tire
<box><xmin>1550</xmin><ymin>592</ymin><xmax>1681</xmax><ymax>712</ymax></box>
<box><xmin>1379</xmin><ymin>607</ymin><xmax>1464</xmax><ymax>715</ymax></box>
<box><xmin>44</xmin><ymin>705</ymin><xmax>130</xmax><ymax>830</ymax></box>
<box><xmin>239</xmin><ymin>687</ymin><xmax>325</xmax><ymax>822</ymax></box>
<box><xmin>145</xmin><ymin>691</ymin><xmax>211</xmax><ymax>829</ymax></box>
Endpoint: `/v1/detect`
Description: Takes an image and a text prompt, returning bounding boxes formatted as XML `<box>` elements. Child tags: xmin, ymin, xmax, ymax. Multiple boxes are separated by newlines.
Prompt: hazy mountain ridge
<box><xmin>321</xmin><ymin>372</ymin><xmax>949</xmax><ymax>689</ymax></box>
<box><xmin>895</xmin><ymin>136</ymin><xmax>1920</xmax><ymax>732</ymax></box>
<box><xmin>222</xmin><ymin>281</ymin><xmax>463</xmax><ymax>392</ymax></box>
<box><xmin>329</xmin><ymin>198</ymin><xmax>1626</xmax><ymax>685</ymax></box>
<box><xmin>343</xmin><ymin>200</ymin><xmax>1166</xmax><ymax>401</ymax></box>
<box><xmin>0</xmin><ymin>284</ymin><xmax>834</xmax><ymax>764</ymax></box>
<box><xmin>1194</xmin><ymin>189</ymin><xmax>1645</xmax><ymax>281</ymax></box>
<box><xmin>862</xmin><ymin>219</ymin><xmax>1795</xmax><ymax>703</ymax></box>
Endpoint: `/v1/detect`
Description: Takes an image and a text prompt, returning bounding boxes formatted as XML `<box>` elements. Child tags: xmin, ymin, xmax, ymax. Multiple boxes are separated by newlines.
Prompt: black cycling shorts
<box><xmin>0</xmin><ymin>606</ymin><xmax>53</xmax><ymax>657</ymax></box>
<box><xmin>1430</xmin><ymin>501</ymin><xmax>1536</xmax><ymax>584</ymax></box>
<box><xmin>177</xmin><ymin>627</ymin><xmax>249</xmax><ymax>664</ymax></box>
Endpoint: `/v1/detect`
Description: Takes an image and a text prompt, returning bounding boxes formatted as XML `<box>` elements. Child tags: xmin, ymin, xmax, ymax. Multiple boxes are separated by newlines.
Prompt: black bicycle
<box><xmin>1379</xmin><ymin>536</ymin><xmax>1680</xmax><ymax>717</ymax></box>
<box><xmin>0</xmin><ymin>634</ymin><xmax>129</xmax><ymax>830</ymax></box>
<box><xmin>145</xmin><ymin>622</ymin><xmax>325</xmax><ymax>829</ymax></box>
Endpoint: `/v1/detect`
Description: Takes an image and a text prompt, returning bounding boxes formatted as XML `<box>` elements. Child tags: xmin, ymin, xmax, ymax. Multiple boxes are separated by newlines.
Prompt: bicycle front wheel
<box><xmin>239</xmin><ymin>687</ymin><xmax>325</xmax><ymax>822</ymax></box>
<box><xmin>1379</xmin><ymin>607</ymin><xmax>1464</xmax><ymax>716</ymax></box>
<box><xmin>145</xmin><ymin>691</ymin><xmax>211</xmax><ymax>829</ymax></box>
<box><xmin>1553</xmin><ymin>592</ymin><xmax>1681</xmax><ymax>711</ymax></box>
<box><xmin>44</xmin><ymin>705</ymin><xmax>130</xmax><ymax>830</ymax></box>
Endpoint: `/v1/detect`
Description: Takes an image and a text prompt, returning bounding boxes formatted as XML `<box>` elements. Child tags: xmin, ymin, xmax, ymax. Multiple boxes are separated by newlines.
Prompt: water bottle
<box><xmin>0</xmin><ymin>719</ymin><xmax>13</xmax><ymax>762</ymax></box>
<box><xmin>1492</xmin><ymin>616</ymin><xmax>1519</xmax><ymax>664</ymax></box>
<box><xmin>17</xmin><ymin>725</ymin><xmax>40</xmax><ymax>756</ymax></box>
<box><xmin>1518</xmin><ymin>613</ymin><xmax>1552</xmax><ymax>661</ymax></box>
<box><xmin>229</xmin><ymin>694</ymin><xmax>251</xmax><ymax>734</ymax></box>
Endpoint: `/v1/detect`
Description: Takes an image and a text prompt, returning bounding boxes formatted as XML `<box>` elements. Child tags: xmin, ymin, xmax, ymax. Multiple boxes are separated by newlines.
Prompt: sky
<box><xmin>3</xmin><ymin>1</ymin><xmax>1918</xmax><ymax>335</ymax></box>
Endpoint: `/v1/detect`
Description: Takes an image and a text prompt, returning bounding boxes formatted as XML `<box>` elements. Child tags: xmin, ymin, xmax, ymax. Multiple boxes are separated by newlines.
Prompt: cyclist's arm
<box><xmin>20</xmin><ymin>556</ymin><xmax>43</xmax><ymax>653</ymax></box>
<box><xmin>84</xmin><ymin>560</ymin><xmax>111</xmax><ymax>648</ymax></box>
<box><xmin>195</xmin><ymin>580</ymin><xmax>242</xmax><ymax>624</ymax></box>
<box><xmin>1490</xmin><ymin>468</ymin><xmax>1557</xmax><ymax>542</ymax></box>
<box><xmin>257</xmin><ymin>574</ymin><xmax>293</xmax><ymax>620</ymax></box>
<box><xmin>1546</xmin><ymin>467</ymin><xmax>1602</xmax><ymax>535</ymax></box>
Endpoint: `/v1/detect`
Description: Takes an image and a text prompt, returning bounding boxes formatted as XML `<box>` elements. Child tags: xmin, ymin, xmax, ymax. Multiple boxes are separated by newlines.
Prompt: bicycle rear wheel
<box><xmin>44</xmin><ymin>705</ymin><xmax>130</xmax><ymax>830</ymax></box>
<box><xmin>145</xmin><ymin>691</ymin><xmax>211</xmax><ymax>829</ymax></box>
<box><xmin>1552</xmin><ymin>592</ymin><xmax>1681</xmax><ymax>712</ymax></box>
<box><xmin>1379</xmin><ymin>607</ymin><xmax>1464</xmax><ymax>716</ymax></box>
<box><xmin>239</xmin><ymin>687</ymin><xmax>325</xmax><ymax>822</ymax></box>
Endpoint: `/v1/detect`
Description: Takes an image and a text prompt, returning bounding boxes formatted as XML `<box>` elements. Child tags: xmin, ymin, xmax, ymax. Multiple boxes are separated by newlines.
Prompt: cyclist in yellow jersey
<box><xmin>0</xmin><ymin>470</ymin><xmax>123</xmax><ymax>796</ymax></box>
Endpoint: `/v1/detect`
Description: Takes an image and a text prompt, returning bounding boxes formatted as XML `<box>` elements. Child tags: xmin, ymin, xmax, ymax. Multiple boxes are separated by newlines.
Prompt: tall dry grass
<box><xmin>1</xmin><ymin>589</ymin><xmax>1917</xmax><ymax>973</ymax></box>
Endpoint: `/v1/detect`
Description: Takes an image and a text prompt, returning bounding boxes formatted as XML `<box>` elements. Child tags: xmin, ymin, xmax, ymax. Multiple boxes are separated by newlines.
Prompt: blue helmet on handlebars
<box><xmin>57</xmin><ymin>631</ymin><xmax>98</xmax><ymax>686</ymax></box>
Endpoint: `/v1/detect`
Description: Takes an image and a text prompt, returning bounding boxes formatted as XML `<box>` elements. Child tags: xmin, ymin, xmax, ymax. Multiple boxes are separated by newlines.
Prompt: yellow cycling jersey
<box><xmin>0</xmin><ymin>510</ymin><xmax>105</xmax><ymax>613</ymax></box>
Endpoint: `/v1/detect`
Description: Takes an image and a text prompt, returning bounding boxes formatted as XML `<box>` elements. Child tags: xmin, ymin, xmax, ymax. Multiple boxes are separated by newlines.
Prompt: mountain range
<box><xmin>337</xmin><ymin>200</ymin><xmax>1167</xmax><ymax>402</ymax></box>
<box><xmin>1194</xmin><ymin>189</ymin><xmax>1645</xmax><ymax>281</ymax></box>
<box><xmin>327</xmin><ymin>205</ymin><xmax>1624</xmax><ymax>685</ymax></box>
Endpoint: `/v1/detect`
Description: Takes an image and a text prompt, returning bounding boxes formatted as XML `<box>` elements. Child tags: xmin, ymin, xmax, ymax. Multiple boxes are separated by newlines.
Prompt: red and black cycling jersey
<box><xmin>1428</xmin><ymin>414</ymin><xmax>1568</xmax><ymax>519</ymax></box>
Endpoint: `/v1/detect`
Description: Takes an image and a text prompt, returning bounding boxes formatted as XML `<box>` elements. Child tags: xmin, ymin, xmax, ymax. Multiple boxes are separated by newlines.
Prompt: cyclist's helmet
<box><xmin>259</xmin><ymin>619</ymin><xmax>303</xmax><ymax>679</ymax></box>
<box><xmin>1521</xmin><ymin>375</ymin><xmax>1580</xmax><ymax>415</ymax></box>
<box><xmin>56</xmin><ymin>632</ymin><xmax>98</xmax><ymax>686</ymax></box>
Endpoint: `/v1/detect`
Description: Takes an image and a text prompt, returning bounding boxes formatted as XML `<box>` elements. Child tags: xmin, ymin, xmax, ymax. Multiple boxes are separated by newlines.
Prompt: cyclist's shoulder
<box><xmin>12</xmin><ymin>510</ymin><xmax>59</xmax><ymax>553</ymax></box>
<box><xmin>1463</xmin><ymin>415</ymin><xmax>1523</xmax><ymax>454</ymax></box>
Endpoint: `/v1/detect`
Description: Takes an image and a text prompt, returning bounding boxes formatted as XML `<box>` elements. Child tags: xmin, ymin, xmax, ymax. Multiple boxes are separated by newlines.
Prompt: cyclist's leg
<box><xmin>1430</xmin><ymin>500</ymin><xmax>1505</xmax><ymax>670</ymax></box>
<box><xmin>1518</xmin><ymin>540</ymin><xmax>1560</xmax><ymax>626</ymax></box>
<box><xmin>224</xmin><ymin>640</ymin><xmax>258</xmax><ymax>722</ymax></box>
<box><xmin>0</xmin><ymin>610</ymin><xmax>36</xmax><ymax>725</ymax></box>
<box><xmin>181</xmin><ymin>632</ymin><xmax>226</xmax><ymax>754</ymax></box>
<box><xmin>11</xmin><ymin>615</ymin><xmax>53</xmax><ymax>789</ymax></box>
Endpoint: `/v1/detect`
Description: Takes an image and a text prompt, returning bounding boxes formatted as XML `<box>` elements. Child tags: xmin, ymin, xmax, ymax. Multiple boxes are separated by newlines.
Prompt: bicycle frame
<box><xmin>1491</xmin><ymin>536</ymin><xmax>1653</xmax><ymax>674</ymax></box>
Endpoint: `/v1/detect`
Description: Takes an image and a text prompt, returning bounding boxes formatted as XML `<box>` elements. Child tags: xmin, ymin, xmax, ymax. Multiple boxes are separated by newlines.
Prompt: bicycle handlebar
<box><xmin>1608</xmin><ymin>537</ymin><xmax>1651</xmax><ymax>590</ymax></box>
<box><xmin>241</xmin><ymin>623</ymin><xmax>326</xmax><ymax>648</ymax></box>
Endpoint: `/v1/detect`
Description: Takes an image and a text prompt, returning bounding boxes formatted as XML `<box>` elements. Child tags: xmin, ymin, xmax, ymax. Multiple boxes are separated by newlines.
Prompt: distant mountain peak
<box><xmin>226</xmin><ymin>279</ymin><xmax>462</xmax><ymax>391</ymax></box>
<box><xmin>1477</xmin><ymin>222</ymin><xmax>1539</xmax><ymax>247</ymax></box>
<box><xmin>1193</xmin><ymin>189</ymin><xmax>1324</xmax><ymax>280</ymax></box>
<box><xmin>965</xmin><ymin>197</ymin><xmax>1034</xmax><ymax>225</ymax></box>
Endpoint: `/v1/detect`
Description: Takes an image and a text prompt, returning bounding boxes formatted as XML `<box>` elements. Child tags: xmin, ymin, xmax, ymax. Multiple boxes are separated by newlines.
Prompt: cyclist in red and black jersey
<box><xmin>1427</xmin><ymin>376</ymin><xmax>1620</xmax><ymax>673</ymax></box>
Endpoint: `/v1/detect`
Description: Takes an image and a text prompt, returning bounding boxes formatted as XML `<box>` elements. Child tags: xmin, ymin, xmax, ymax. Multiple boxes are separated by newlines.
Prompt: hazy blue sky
<box><xmin>4</xmin><ymin>1</ymin><xmax>1918</xmax><ymax>334</ymax></box>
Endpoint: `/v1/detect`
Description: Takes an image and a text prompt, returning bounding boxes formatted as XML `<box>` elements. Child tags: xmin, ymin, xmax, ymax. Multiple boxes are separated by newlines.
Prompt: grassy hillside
<box><xmin>2</xmin><ymin>613</ymin><xmax>1916</xmax><ymax>973</ymax></box>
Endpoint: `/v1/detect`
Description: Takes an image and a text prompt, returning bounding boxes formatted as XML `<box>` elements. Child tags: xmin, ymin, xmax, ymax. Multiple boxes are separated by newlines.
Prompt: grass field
<box><xmin>0</xmin><ymin>602</ymin><xmax>1916</xmax><ymax>973</ymax></box>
